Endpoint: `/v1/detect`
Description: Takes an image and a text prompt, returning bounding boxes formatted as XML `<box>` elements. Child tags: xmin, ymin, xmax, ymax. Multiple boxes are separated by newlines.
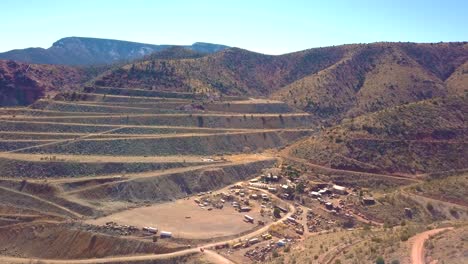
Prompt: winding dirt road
<box><xmin>410</xmin><ymin>227</ymin><xmax>453</xmax><ymax>264</ymax></box>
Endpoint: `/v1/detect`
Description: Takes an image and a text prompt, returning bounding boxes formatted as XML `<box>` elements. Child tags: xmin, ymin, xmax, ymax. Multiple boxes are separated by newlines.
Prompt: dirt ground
<box><xmin>87</xmin><ymin>198</ymin><xmax>268</xmax><ymax>239</ymax></box>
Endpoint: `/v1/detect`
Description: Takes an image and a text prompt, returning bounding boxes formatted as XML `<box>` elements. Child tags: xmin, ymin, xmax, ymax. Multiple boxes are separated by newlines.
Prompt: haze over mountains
<box><xmin>0</xmin><ymin>37</ymin><xmax>229</xmax><ymax>65</ymax></box>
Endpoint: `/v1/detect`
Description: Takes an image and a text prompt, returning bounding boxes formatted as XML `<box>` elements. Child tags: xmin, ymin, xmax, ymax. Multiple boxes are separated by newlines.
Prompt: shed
<box><xmin>362</xmin><ymin>197</ymin><xmax>376</xmax><ymax>205</ymax></box>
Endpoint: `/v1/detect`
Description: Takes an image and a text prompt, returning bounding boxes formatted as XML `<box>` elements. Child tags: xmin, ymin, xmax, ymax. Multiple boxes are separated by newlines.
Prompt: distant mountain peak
<box><xmin>0</xmin><ymin>37</ymin><xmax>229</xmax><ymax>66</ymax></box>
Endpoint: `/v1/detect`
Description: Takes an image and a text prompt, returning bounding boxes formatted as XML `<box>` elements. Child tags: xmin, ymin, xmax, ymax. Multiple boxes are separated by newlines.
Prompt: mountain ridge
<box><xmin>93</xmin><ymin>42</ymin><xmax>467</xmax><ymax>122</ymax></box>
<box><xmin>0</xmin><ymin>37</ymin><xmax>229</xmax><ymax>66</ymax></box>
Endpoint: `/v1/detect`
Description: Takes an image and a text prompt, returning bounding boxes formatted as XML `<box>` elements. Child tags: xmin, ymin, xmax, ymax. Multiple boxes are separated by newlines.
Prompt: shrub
<box><xmin>295</xmin><ymin>182</ymin><xmax>305</xmax><ymax>193</ymax></box>
<box><xmin>426</xmin><ymin>202</ymin><xmax>434</xmax><ymax>212</ymax></box>
<box><xmin>376</xmin><ymin>256</ymin><xmax>385</xmax><ymax>264</ymax></box>
<box><xmin>449</xmin><ymin>208</ymin><xmax>458</xmax><ymax>217</ymax></box>
<box><xmin>272</xmin><ymin>250</ymin><xmax>279</xmax><ymax>258</ymax></box>
<box><xmin>400</xmin><ymin>232</ymin><xmax>410</xmax><ymax>241</ymax></box>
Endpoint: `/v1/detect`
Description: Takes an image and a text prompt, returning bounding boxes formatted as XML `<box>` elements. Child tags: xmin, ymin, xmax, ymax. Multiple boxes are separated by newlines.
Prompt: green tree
<box><xmin>296</xmin><ymin>182</ymin><xmax>305</xmax><ymax>193</ymax></box>
<box><xmin>273</xmin><ymin>208</ymin><xmax>281</xmax><ymax>218</ymax></box>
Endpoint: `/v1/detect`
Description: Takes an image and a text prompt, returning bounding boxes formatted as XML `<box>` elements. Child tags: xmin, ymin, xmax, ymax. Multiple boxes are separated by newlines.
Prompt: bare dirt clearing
<box><xmin>87</xmin><ymin>198</ymin><xmax>267</xmax><ymax>239</ymax></box>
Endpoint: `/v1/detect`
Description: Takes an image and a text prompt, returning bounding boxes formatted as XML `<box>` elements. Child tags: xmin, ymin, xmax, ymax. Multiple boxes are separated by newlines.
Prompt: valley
<box><xmin>0</xmin><ymin>82</ymin><xmax>466</xmax><ymax>264</ymax></box>
<box><xmin>0</xmin><ymin>41</ymin><xmax>466</xmax><ymax>264</ymax></box>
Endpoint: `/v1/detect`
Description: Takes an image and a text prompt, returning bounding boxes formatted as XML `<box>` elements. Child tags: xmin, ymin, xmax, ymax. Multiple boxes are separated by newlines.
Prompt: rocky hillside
<box><xmin>93</xmin><ymin>42</ymin><xmax>467</xmax><ymax>121</ymax></box>
<box><xmin>275</xmin><ymin>42</ymin><xmax>467</xmax><ymax>120</ymax></box>
<box><xmin>0</xmin><ymin>60</ymin><xmax>84</xmax><ymax>106</ymax></box>
<box><xmin>93</xmin><ymin>46</ymin><xmax>347</xmax><ymax>94</ymax></box>
<box><xmin>2</xmin><ymin>41</ymin><xmax>466</xmax><ymax>115</ymax></box>
<box><xmin>0</xmin><ymin>37</ymin><xmax>229</xmax><ymax>66</ymax></box>
<box><xmin>286</xmin><ymin>96</ymin><xmax>467</xmax><ymax>175</ymax></box>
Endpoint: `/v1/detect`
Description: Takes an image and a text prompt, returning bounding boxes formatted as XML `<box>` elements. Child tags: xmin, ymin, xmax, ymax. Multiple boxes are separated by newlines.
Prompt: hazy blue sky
<box><xmin>2</xmin><ymin>0</ymin><xmax>467</xmax><ymax>54</ymax></box>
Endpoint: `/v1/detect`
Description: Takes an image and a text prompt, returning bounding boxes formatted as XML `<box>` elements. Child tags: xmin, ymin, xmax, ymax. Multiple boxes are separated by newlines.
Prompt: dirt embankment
<box><xmin>11</xmin><ymin>113</ymin><xmax>315</xmax><ymax>129</ymax></box>
<box><xmin>74</xmin><ymin>159</ymin><xmax>276</xmax><ymax>204</ymax></box>
<box><xmin>0</xmin><ymin>185</ymin><xmax>78</xmax><ymax>218</ymax></box>
<box><xmin>0</xmin><ymin>180</ymin><xmax>95</xmax><ymax>217</ymax></box>
<box><xmin>0</xmin><ymin>222</ymin><xmax>179</xmax><ymax>259</ymax></box>
<box><xmin>0</xmin><ymin>157</ymin><xmax>205</xmax><ymax>178</ymax></box>
<box><xmin>17</xmin><ymin>131</ymin><xmax>311</xmax><ymax>156</ymax></box>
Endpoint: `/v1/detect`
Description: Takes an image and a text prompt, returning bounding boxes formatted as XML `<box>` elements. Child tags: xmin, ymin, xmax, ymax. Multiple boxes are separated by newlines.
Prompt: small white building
<box><xmin>310</xmin><ymin>191</ymin><xmax>321</xmax><ymax>198</ymax></box>
<box><xmin>268</xmin><ymin>187</ymin><xmax>277</xmax><ymax>193</ymax></box>
<box><xmin>332</xmin><ymin>185</ymin><xmax>347</xmax><ymax>195</ymax></box>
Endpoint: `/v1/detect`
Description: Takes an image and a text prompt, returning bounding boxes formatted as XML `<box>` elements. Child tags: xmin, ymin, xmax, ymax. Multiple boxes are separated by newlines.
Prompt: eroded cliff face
<box><xmin>0</xmin><ymin>60</ymin><xmax>83</xmax><ymax>106</ymax></box>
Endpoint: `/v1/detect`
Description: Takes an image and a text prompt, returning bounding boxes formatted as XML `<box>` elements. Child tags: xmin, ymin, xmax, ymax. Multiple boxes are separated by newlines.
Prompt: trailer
<box><xmin>275</xmin><ymin>205</ymin><xmax>288</xmax><ymax>213</ymax></box>
<box><xmin>160</xmin><ymin>231</ymin><xmax>172</xmax><ymax>238</ymax></box>
<box><xmin>239</xmin><ymin>206</ymin><xmax>252</xmax><ymax>212</ymax></box>
<box><xmin>244</xmin><ymin>215</ymin><xmax>254</xmax><ymax>223</ymax></box>
<box><xmin>248</xmin><ymin>238</ymin><xmax>260</xmax><ymax>245</ymax></box>
<box><xmin>232</xmin><ymin>243</ymin><xmax>243</xmax><ymax>249</ymax></box>
<box><xmin>142</xmin><ymin>226</ymin><xmax>158</xmax><ymax>234</ymax></box>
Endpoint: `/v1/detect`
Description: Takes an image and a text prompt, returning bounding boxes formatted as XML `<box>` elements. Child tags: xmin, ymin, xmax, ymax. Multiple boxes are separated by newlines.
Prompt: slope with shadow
<box><xmin>0</xmin><ymin>60</ymin><xmax>85</xmax><ymax>106</ymax></box>
<box><xmin>286</xmin><ymin>96</ymin><xmax>467</xmax><ymax>176</ymax></box>
<box><xmin>0</xmin><ymin>222</ymin><xmax>180</xmax><ymax>259</ymax></box>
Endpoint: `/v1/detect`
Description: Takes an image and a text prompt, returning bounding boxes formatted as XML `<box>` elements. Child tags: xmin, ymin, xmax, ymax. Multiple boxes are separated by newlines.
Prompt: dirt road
<box><xmin>203</xmin><ymin>250</ymin><xmax>236</xmax><ymax>264</ymax></box>
<box><xmin>282</xmin><ymin>155</ymin><xmax>421</xmax><ymax>182</ymax></box>
<box><xmin>0</xmin><ymin>186</ymin><xmax>81</xmax><ymax>218</ymax></box>
<box><xmin>410</xmin><ymin>227</ymin><xmax>453</xmax><ymax>264</ymax></box>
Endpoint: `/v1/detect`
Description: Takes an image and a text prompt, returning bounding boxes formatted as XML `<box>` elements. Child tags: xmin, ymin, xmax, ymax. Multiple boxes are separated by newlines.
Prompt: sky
<box><xmin>2</xmin><ymin>0</ymin><xmax>467</xmax><ymax>55</ymax></box>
